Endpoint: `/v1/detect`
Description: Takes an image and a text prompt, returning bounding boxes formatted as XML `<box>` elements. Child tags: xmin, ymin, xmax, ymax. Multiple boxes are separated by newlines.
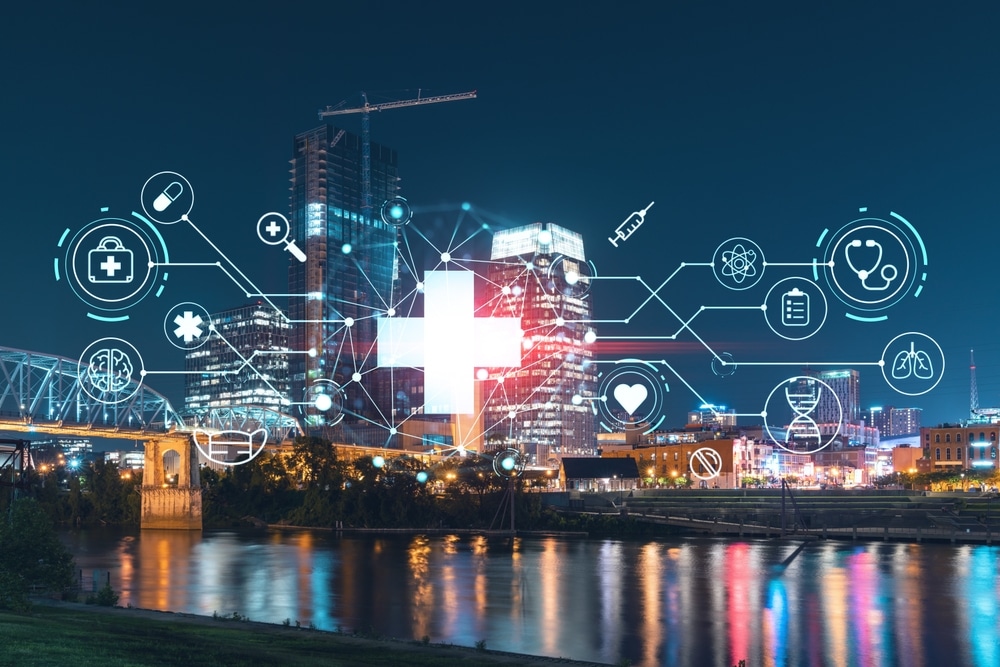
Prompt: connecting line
<box><xmin>638</xmin><ymin>277</ymin><xmax>718</xmax><ymax>358</ymax></box>
<box><xmin>735</xmin><ymin>360</ymin><xmax>883</xmax><ymax>367</ymax></box>
<box><xmin>764</xmin><ymin>261</ymin><xmax>831</xmax><ymax>268</ymax></box>
<box><xmin>350</xmin><ymin>254</ymin><xmax>391</xmax><ymax>311</ymax></box>
<box><xmin>182</xmin><ymin>215</ymin><xmax>289</xmax><ymax>322</ymax></box>
<box><xmin>215</xmin><ymin>330</ymin><xmax>287</xmax><ymax>399</ymax></box>
<box><xmin>620</xmin><ymin>262</ymin><xmax>710</xmax><ymax>322</ymax></box>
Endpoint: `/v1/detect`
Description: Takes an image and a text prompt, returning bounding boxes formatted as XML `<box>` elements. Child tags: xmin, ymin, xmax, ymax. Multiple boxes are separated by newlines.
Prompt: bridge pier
<box><xmin>141</xmin><ymin>437</ymin><xmax>202</xmax><ymax>530</ymax></box>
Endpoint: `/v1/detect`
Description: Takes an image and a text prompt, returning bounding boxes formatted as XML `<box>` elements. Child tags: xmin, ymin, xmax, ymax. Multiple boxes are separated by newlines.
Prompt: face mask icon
<box><xmin>892</xmin><ymin>341</ymin><xmax>934</xmax><ymax>380</ymax></box>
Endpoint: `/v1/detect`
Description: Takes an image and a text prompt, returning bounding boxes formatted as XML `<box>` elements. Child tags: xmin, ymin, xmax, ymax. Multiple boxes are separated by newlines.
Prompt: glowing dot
<box><xmin>502</xmin><ymin>285</ymin><xmax>512</xmax><ymax>295</ymax></box>
<box><xmin>508</xmin><ymin>410</ymin><xmax>517</xmax><ymax>420</ymax></box>
<box><xmin>342</xmin><ymin>243</ymin><xmax>352</xmax><ymax>254</ymax></box>
<box><xmin>526</xmin><ymin>262</ymin><xmax>534</xmax><ymax>271</ymax></box>
<box><xmin>208</xmin><ymin>324</ymin><xmax>216</xmax><ymax>332</ymax></box>
<box><xmin>308</xmin><ymin>348</ymin><xmax>317</xmax><ymax>358</ymax></box>
<box><xmin>761</xmin><ymin>410</ymin><xmax>768</xmax><ymax>419</ymax></box>
<box><xmin>461</xmin><ymin>202</ymin><xmax>471</xmax><ymax>211</ymax></box>
<box><xmin>584</xmin><ymin>331</ymin><xmax>597</xmax><ymax>344</ymax></box>
<box><xmin>502</xmin><ymin>457</ymin><xmax>516</xmax><ymax>471</ymax></box>
<box><xmin>387</xmin><ymin>307</ymin><xmax>396</xmax><ymax>317</ymax></box>
<box><xmin>555</xmin><ymin>317</ymin><xmax>565</xmax><ymax>327</ymax></box>
<box><xmin>571</xmin><ymin>394</ymin><xmax>583</xmax><ymax>405</ymax></box>
<box><xmin>416</xmin><ymin>471</ymin><xmax>429</xmax><ymax>483</ymax></box>
<box><xmin>373</xmin><ymin>456</ymin><xmax>385</xmax><ymax>468</ymax></box>
<box><xmin>878</xmin><ymin>359</ymin><xmax>885</xmax><ymax>367</ymax></box>
<box><xmin>352</xmin><ymin>372</ymin><xmax>362</xmax><ymax>383</ymax></box>
<box><xmin>344</xmin><ymin>317</ymin><xmax>354</xmax><ymax>327</ymax></box>
<box><xmin>314</xmin><ymin>394</ymin><xmax>333</xmax><ymax>411</ymax></box>
<box><xmin>441</xmin><ymin>252</ymin><xmax>451</xmax><ymax>263</ymax></box>
<box><xmin>139</xmin><ymin>370</ymin><xmax>147</xmax><ymax>377</ymax></box>
<box><xmin>389</xmin><ymin>427</ymin><xmax>397</xmax><ymax>435</ymax></box>
<box><xmin>565</xmin><ymin>271</ymin><xmax>580</xmax><ymax>285</ymax></box>
<box><xmin>390</xmin><ymin>205</ymin><xmax>404</xmax><ymax>219</ymax></box>
<box><xmin>512</xmin><ymin>286</ymin><xmax>523</xmax><ymax>296</ymax></box>
<box><xmin>538</xmin><ymin>229</ymin><xmax>552</xmax><ymax>245</ymax></box>
<box><xmin>476</xmin><ymin>368</ymin><xmax>489</xmax><ymax>380</ymax></box>
<box><xmin>416</xmin><ymin>281</ymin><xmax>424</xmax><ymax>291</ymax></box>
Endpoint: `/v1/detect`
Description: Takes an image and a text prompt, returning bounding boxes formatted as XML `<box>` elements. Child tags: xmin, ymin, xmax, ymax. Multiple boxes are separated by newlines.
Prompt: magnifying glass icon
<box><xmin>256</xmin><ymin>212</ymin><xmax>307</xmax><ymax>262</ymax></box>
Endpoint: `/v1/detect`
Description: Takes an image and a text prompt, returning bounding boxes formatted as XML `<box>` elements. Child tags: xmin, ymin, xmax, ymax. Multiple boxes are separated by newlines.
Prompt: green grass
<box><xmin>0</xmin><ymin>603</ymin><xmax>599</xmax><ymax>666</ymax></box>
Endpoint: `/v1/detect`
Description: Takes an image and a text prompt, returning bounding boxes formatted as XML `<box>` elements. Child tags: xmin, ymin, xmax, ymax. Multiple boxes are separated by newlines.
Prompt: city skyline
<box><xmin>4</xmin><ymin>3</ymin><xmax>1000</xmax><ymax>431</ymax></box>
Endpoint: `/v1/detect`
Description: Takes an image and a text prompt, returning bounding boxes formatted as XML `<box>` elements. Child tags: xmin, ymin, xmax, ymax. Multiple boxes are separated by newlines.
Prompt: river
<box><xmin>63</xmin><ymin>529</ymin><xmax>1000</xmax><ymax>667</ymax></box>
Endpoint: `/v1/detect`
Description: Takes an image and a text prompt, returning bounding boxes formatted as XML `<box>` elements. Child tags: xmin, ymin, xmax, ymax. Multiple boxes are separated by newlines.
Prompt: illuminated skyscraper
<box><xmin>288</xmin><ymin>125</ymin><xmax>402</xmax><ymax>432</ymax></box>
<box><xmin>483</xmin><ymin>223</ymin><xmax>596</xmax><ymax>465</ymax></box>
<box><xmin>807</xmin><ymin>369</ymin><xmax>860</xmax><ymax>425</ymax></box>
<box><xmin>184</xmin><ymin>303</ymin><xmax>290</xmax><ymax>410</ymax></box>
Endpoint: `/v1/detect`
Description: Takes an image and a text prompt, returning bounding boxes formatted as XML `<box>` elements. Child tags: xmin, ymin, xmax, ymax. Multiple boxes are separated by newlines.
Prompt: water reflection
<box><xmin>62</xmin><ymin>529</ymin><xmax>1000</xmax><ymax>667</ymax></box>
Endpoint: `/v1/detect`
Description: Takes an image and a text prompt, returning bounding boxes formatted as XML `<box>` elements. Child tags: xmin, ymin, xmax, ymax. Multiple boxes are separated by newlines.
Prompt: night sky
<box><xmin>3</xmin><ymin>1</ymin><xmax>1000</xmax><ymax>430</ymax></box>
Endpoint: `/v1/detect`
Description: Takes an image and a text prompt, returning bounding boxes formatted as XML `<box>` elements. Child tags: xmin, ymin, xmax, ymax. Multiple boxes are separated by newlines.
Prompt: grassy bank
<box><xmin>1</xmin><ymin>602</ymin><xmax>610</xmax><ymax>667</ymax></box>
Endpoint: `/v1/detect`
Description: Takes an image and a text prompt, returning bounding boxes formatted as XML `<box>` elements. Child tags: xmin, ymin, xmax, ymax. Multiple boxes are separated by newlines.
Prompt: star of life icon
<box><xmin>781</xmin><ymin>287</ymin><xmax>809</xmax><ymax>326</ymax></box>
<box><xmin>786</xmin><ymin>386</ymin><xmax>821</xmax><ymax>444</ymax></box>
<box><xmin>173</xmin><ymin>311</ymin><xmax>204</xmax><ymax>343</ymax></box>
<box><xmin>87</xmin><ymin>236</ymin><xmax>133</xmax><ymax>284</ymax></box>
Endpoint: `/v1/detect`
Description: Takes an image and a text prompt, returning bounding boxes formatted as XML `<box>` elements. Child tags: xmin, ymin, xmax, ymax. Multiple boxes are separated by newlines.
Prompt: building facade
<box><xmin>687</xmin><ymin>404</ymin><xmax>738</xmax><ymax>429</ymax></box>
<box><xmin>921</xmin><ymin>424</ymin><xmax>999</xmax><ymax>471</ymax></box>
<box><xmin>287</xmin><ymin>125</ymin><xmax>406</xmax><ymax>433</ymax></box>
<box><xmin>184</xmin><ymin>302</ymin><xmax>290</xmax><ymax>410</ymax></box>
<box><xmin>483</xmin><ymin>223</ymin><xmax>596</xmax><ymax>465</ymax></box>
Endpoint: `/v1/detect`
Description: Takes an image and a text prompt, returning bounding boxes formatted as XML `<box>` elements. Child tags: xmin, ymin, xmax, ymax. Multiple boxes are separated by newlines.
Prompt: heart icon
<box><xmin>613</xmin><ymin>383</ymin><xmax>648</xmax><ymax>416</ymax></box>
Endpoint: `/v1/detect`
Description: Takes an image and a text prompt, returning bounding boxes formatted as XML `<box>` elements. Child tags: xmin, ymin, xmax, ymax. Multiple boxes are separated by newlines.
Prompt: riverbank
<box><xmin>3</xmin><ymin>600</ymin><xmax>612</xmax><ymax>667</ymax></box>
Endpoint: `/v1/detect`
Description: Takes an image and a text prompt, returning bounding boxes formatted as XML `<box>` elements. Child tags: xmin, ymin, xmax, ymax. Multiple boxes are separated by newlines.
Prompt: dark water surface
<box><xmin>64</xmin><ymin>529</ymin><xmax>1000</xmax><ymax>666</ymax></box>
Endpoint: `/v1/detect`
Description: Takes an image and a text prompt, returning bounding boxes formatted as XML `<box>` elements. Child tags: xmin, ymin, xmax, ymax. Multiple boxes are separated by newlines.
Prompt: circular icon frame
<box><xmin>141</xmin><ymin>171</ymin><xmax>195</xmax><ymax>225</ymax></box>
<box><xmin>763</xmin><ymin>376</ymin><xmax>842</xmax><ymax>455</ymax></box>
<box><xmin>713</xmin><ymin>237</ymin><xmax>765</xmax><ymax>290</ymax></box>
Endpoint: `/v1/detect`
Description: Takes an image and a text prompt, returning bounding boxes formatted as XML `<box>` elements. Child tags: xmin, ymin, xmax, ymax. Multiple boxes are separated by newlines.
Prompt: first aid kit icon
<box><xmin>88</xmin><ymin>236</ymin><xmax>134</xmax><ymax>284</ymax></box>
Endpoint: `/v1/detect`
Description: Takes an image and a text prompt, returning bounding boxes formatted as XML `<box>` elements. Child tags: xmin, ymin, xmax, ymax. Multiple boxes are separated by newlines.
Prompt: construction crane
<box><xmin>318</xmin><ymin>89</ymin><xmax>477</xmax><ymax>222</ymax></box>
<box><xmin>970</xmin><ymin>349</ymin><xmax>1000</xmax><ymax>418</ymax></box>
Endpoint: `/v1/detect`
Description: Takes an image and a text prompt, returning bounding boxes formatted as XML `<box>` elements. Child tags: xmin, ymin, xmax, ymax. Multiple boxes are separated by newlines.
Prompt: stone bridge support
<box><xmin>141</xmin><ymin>437</ymin><xmax>202</xmax><ymax>530</ymax></box>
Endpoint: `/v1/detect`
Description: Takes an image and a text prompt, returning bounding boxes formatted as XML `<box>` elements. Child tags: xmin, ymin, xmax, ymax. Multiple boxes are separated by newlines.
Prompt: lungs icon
<box><xmin>892</xmin><ymin>342</ymin><xmax>934</xmax><ymax>380</ymax></box>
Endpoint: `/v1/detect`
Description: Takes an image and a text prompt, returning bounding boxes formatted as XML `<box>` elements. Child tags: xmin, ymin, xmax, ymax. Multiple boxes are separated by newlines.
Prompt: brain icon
<box><xmin>87</xmin><ymin>347</ymin><xmax>134</xmax><ymax>393</ymax></box>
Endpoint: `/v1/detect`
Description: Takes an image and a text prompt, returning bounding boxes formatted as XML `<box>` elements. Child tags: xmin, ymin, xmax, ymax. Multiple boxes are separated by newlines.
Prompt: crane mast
<box><xmin>318</xmin><ymin>89</ymin><xmax>477</xmax><ymax>221</ymax></box>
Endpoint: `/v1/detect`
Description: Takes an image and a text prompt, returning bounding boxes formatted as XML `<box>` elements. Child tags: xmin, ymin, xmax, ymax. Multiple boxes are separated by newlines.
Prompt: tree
<box><xmin>0</xmin><ymin>498</ymin><xmax>76</xmax><ymax>610</ymax></box>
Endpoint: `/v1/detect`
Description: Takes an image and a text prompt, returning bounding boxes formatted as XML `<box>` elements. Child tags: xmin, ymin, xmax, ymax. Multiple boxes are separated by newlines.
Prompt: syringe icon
<box><xmin>609</xmin><ymin>201</ymin><xmax>654</xmax><ymax>248</ymax></box>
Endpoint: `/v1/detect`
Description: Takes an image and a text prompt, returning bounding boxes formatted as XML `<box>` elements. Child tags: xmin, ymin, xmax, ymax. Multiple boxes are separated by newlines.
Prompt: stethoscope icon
<box><xmin>845</xmin><ymin>239</ymin><xmax>897</xmax><ymax>291</ymax></box>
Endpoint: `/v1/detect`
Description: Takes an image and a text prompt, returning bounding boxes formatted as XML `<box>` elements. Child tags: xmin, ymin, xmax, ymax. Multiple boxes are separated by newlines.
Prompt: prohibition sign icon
<box><xmin>689</xmin><ymin>447</ymin><xmax>723</xmax><ymax>481</ymax></box>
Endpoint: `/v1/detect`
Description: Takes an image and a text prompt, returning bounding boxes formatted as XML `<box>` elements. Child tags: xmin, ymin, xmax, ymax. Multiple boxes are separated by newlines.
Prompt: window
<box><xmin>946</xmin><ymin>448</ymin><xmax>951</xmax><ymax>460</ymax></box>
<box><xmin>946</xmin><ymin>434</ymin><xmax>951</xmax><ymax>443</ymax></box>
<box><xmin>957</xmin><ymin>434</ymin><xmax>963</xmax><ymax>443</ymax></box>
<box><xmin>935</xmin><ymin>434</ymin><xmax>941</xmax><ymax>444</ymax></box>
<box><xmin>935</xmin><ymin>448</ymin><xmax>941</xmax><ymax>460</ymax></box>
<box><xmin>958</xmin><ymin>448</ymin><xmax>963</xmax><ymax>460</ymax></box>
<box><xmin>980</xmin><ymin>432</ymin><xmax>987</xmax><ymax>442</ymax></box>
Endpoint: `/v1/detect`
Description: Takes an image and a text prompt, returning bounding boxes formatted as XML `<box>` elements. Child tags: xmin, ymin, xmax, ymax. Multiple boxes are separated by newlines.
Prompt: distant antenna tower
<box><xmin>971</xmin><ymin>349</ymin><xmax>980</xmax><ymax>417</ymax></box>
<box><xmin>970</xmin><ymin>349</ymin><xmax>1000</xmax><ymax>419</ymax></box>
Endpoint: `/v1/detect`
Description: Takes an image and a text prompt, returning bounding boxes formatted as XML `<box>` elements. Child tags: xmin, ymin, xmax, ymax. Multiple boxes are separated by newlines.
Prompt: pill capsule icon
<box><xmin>153</xmin><ymin>181</ymin><xmax>184</xmax><ymax>212</ymax></box>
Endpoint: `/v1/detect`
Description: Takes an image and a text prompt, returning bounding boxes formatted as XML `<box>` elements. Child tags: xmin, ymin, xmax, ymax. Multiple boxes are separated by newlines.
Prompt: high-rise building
<box><xmin>867</xmin><ymin>406</ymin><xmax>892</xmax><ymax>435</ymax></box>
<box><xmin>184</xmin><ymin>303</ymin><xmax>290</xmax><ymax>410</ymax></box>
<box><xmin>287</xmin><ymin>125</ymin><xmax>404</xmax><ymax>432</ymax></box>
<box><xmin>889</xmin><ymin>407</ymin><xmax>921</xmax><ymax>436</ymax></box>
<box><xmin>807</xmin><ymin>369</ymin><xmax>860</xmax><ymax>425</ymax></box>
<box><xmin>483</xmin><ymin>222</ymin><xmax>596</xmax><ymax>465</ymax></box>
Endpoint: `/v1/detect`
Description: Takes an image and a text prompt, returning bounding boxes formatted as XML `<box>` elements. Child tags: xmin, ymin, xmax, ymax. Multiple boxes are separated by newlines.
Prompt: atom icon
<box><xmin>722</xmin><ymin>244</ymin><xmax>757</xmax><ymax>283</ymax></box>
<box><xmin>713</xmin><ymin>237</ymin><xmax>765</xmax><ymax>290</ymax></box>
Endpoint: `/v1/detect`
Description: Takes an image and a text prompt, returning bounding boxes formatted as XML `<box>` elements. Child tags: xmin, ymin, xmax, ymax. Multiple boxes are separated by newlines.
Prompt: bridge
<box><xmin>0</xmin><ymin>345</ymin><xmax>301</xmax><ymax>529</ymax></box>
